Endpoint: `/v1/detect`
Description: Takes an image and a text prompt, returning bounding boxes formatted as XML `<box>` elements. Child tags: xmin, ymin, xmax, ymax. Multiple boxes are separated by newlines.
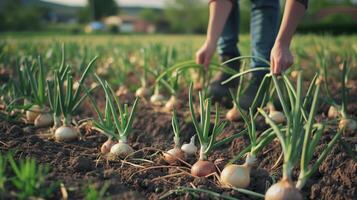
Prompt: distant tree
<box><xmin>139</xmin><ymin>8</ymin><xmax>161</xmax><ymax>24</ymax></box>
<box><xmin>0</xmin><ymin>0</ymin><xmax>47</xmax><ymax>31</ymax></box>
<box><xmin>77</xmin><ymin>6</ymin><xmax>92</xmax><ymax>23</ymax></box>
<box><xmin>88</xmin><ymin>0</ymin><xmax>118</xmax><ymax>21</ymax></box>
<box><xmin>164</xmin><ymin>0</ymin><xmax>208</xmax><ymax>33</ymax></box>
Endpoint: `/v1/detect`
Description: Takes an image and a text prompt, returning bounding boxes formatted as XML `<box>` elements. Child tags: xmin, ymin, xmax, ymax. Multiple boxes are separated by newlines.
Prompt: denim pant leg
<box><xmin>217</xmin><ymin>1</ymin><xmax>240</xmax><ymax>58</ymax></box>
<box><xmin>250</xmin><ymin>0</ymin><xmax>280</xmax><ymax>78</ymax></box>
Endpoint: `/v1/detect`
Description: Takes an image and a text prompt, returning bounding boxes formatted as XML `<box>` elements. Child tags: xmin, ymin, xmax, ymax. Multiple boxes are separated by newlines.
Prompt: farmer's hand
<box><xmin>270</xmin><ymin>43</ymin><xmax>294</xmax><ymax>75</ymax></box>
<box><xmin>196</xmin><ymin>41</ymin><xmax>216</xmax><ymax>70</ymax></box>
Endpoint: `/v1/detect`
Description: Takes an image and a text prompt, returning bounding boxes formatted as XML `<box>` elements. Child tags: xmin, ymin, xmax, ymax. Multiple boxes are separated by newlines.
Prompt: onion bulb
<box><xmin>26</xmin><ymin>105</ymin><xmax>41</xmax><ymax>123</ymax></box>
<box><xmin>150</xmin><ymin>93</ymin><xmax>165</xmax><ymax>106</ymax></box>
<box><xmin>115</xmin><ymin>85</ymin><xmax>129</xmax><ymax>97</ymax></box>
<box><xmin>327</xmin><ymin>106</ymin><xmax>339</xmax><ymax>119</ymax></box>
<box><xmin>181</xmin><ymin>136</ymin><xmax>197</xmax><ymax>156</ymax></box>
<box><xmin>191</xmin><ymin>160</ymin><xmax>216</xmax><ymax>177</ymax></box>
<box><xmin>220</xmin><ymin>153</ymin><xmax>256</xmax><ymax>188</ymax></box>
<box><xmin>164</xmin><ymin>96</ymin><xmax>177</xmax><ymax>111</ymax></box>
<box><xmin>339</xmin><ymin>118</ymin><xmax>357</xmax><ymax>131</ymax></box>
<box><xmin>109</xmin><ymin>141</ymin><xmax>134</xmax><ymax>159</ymax></box>
<box><xmin>135</xmin><ymin>86</ymin><xmax>148</xmax><ymax>97</ymax></box>
<box><xmin>226</xmin><ymin>105</ymin><xmax>241</xmax><ymax>122</ymax></box>
<box><xmin>163</xmin><ymin>148</ymin><xmax>185</xmax><ymax>164</ymax></box>
<box><xmin>193</xmin><ymin>80</ymin><xmax>202</xmax><ymax>91</ymax></box>
<box><xmin>221</xmin><ymin>164</ymin><xmax>250</xmax><ymax>188</ymax></box>
<box><xmin>265</xmin><ymin>178</ymin><xmax>303</xmax><ymax>200</ymax></box>
<box><xmin>290</xmin><ymin>70</ymin><xmax>299</xmax><ymax>79</ymax></box>
<box><xmin>55</xmin><ymin>126</ymin><xmax>78</xmax><ymax>142</ymax></box>
<box><xmin>34</xmin><ymin>113</ymin><xmax>54</xmax><ymax>128</ymax></box>
<box><xmin>266</xmin><ymin>103</ymin><xmax>285</xmax><ymax>124</ymax></box>
<box><xmin>101</xmin><ymin>138</ymin><xmax>117</xmax><ymax>154</ymax></box>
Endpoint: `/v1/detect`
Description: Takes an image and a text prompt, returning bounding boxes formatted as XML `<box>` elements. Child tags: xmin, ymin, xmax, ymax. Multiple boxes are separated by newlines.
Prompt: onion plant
<box><xmin>54</xmin><ymin>56</ymin><xmax>97</xmax><ymax>142</ymax></box>
<box><xmin>0</xmin><ymin>81</ymin><xmax>23</xmax><ymax>122</ymax></box>
<box><xmin>94</xmin><ymin>74</ymin><xmax>139</xmax><ymax>159</ymax></box>
<box><xmin>322</xmin><ymin>60</ymin><xmax>356</xmax><ymax>131</ymax></box>
<box><xmin>163</xmin><ymin>109</ymin><xmax>186</xmax><ymax>164</ymax></box>
<box><xmin>135</xmin><ymin>48</ymin><xmax>150</xmax><ymax>97</ymax></box>
<box><xmin>47</xmin><ymin>45</ymin><xmax>74</xmax><ymax>131</ymax></box>
<box><xmin>152</xmin><ymin>70</ymin><xmax>181</xmax><ymax>112</ymax></box>
<box><xmin>149</xmin><ymin>47</ymin><xmax>177</xmax><ymax>105</ymax></box>
<box><xmin>258</xmin><ymin>72</ymin><xmax>341</xmax><ymax>200</ymax></box>
<box><xmin>14</xmin><ymin>56</ymin><xmax>52</xmax><ymax>127</ymax></box>
<box><xmin>88</xmin><ymin>93</ymin><xmax>117</xmax><ymax>154</ymax></box>
<box><xmin>188</xmin><ymin>83</ymin><xmax>228</xmax><ymax>177</ymax></box>
<box><xmin>220</xmin><ymin>74</ymin><xmax>276</xmax><ymax>189</ymax></box>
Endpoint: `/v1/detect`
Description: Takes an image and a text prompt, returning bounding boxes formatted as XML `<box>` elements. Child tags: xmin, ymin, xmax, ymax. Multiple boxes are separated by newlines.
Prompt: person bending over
<box><xmin>196</xmin><ymin>0</ymin><xmax>307</xmax><ymax>108</ymax></box>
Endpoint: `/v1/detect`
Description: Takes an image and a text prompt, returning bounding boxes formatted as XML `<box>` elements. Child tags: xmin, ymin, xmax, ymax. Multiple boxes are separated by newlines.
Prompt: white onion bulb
<box><xmin>55</xmin><ymin>126</ymin><xmax>78</xmax><ymax>142</ymax></box>
<box><xmin>110</xmin><ymin>141</ymin><xmax>134</xmax><ymax>159</ymax></box>
<box><xmin>34</xmin><ymin>113</ymin><xmax>54</xmax><ymax>128</ymax></box>
<box><xmin>181</xmin><ymin>136</ymin><xmax>197</xmax><ymax>156</ymax></box>
<box><xmin>150</xmin><ymin>93</ymin><xmax>165</xmax><ymax>106</ymax></box>
<box><xmin>327</xmin><ymin>106</ymin><xmax>339</xmax><ymax>119</ymax></box>
<box><xmin>26</xmin><ymin>105</ymin><xmax>41</xmax><ymax>123</ymax></box>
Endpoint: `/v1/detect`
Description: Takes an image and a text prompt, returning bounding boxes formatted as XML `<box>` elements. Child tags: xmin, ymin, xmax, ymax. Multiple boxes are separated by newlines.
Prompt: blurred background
<box><xmin>0</xmin><ymin>0</ymin><xmax>356</xmax><ymax>35</ymax></box>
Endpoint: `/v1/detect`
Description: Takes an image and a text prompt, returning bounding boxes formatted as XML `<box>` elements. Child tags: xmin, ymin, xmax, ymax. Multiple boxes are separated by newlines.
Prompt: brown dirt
<box><xmin>0</xmin><ymin>84</ymin><xmax>356</xmax><ymax>200</ymax></box>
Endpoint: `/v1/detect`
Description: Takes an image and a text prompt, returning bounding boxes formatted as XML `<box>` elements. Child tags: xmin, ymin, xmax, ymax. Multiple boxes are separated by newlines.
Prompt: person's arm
<box><xmin>270</xmin><ymin>0</ymin><xmax>306</xmax><ymax>74</ymax></box>
<box><xmin>195</xmin><ymin>0</ymin><xmax>233</xmax><ymax>69</ymax></box>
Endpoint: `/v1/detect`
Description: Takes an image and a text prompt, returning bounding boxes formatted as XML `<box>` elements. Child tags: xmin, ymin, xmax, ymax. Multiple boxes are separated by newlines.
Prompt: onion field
<box><xmin>0</xmin><ymin>34</ymin><xmax>356</xmax><ymax>200</ymax></box>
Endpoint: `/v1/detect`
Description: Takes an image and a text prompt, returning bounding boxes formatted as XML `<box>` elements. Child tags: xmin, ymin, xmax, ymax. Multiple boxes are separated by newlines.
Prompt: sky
<box><xmin>41</xmin><ymin>0</ymin><xmax>167</xmax><ymax>8</ymax></box>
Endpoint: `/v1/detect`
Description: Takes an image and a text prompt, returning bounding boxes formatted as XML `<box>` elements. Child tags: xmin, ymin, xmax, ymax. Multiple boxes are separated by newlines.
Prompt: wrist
<box><xmin>205</xmin><ymin>36</ymin><xmax>217</xmax><ymax>46</ymax></box>
<box><xmin>204</xmin><ymin>39</ymin><xmax>217</xmax><ymax>49</ymax></box>
<box><xmin>274</xmin><ymin>39</ymin><xmax>290</xmax><ymax>48</ymax></box>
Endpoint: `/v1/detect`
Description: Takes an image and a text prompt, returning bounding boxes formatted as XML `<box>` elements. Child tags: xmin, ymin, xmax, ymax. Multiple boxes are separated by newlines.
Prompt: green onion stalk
<box><xmin>163</xmin><ymin>109</ymin><xmax>186</xmax><ymax>164</ymax></box>
<box><xmin>54</xmin><ymin>56</ymin><xmax>97</xmax><ymax>142</ymax></box>
<box><xmin>47</xmin><ymin>45</ymin><xmax>73</xmax><ymax>131</ymax></box>
<box><xmin>259</xmin><ymin>72</ymin><xmax>340</xmax><ymax>200</ymax></box>
<box><xmin>156</xmin><ymin>60</ymin><xmax>238</xmax><ymax>96</ymax></box>
<box><xmin>95</xmin><ymin>74</ymin><xmax>139</xmax><ymax>159</ymax></box>
<box><xmin>135</xmin><ymin>48</ymin><xmax>149</xmax><ymax>98</ymax></box>
<box><xmin>14</xmin><ymin>59</ymin><xmax>33</xmax><ymax>115</ymax></box>
<box><xmin>149</xmin><ymin>47</ymin><xmax>174</xmax><ymax>105</ymax></box>
<box><xmin>87</xmin><ymin>88</ymin><xmax>117</xmax><ymax>154</ymax></box>
<box><xmin>160</xmin><ymin>71</ymin><xmax>181</xmax><ymax>112</ymax></box>
<box><xmin>188</xmin><ymin>83</ymin><xmax>228</xmax><ymax>177</ymax></box>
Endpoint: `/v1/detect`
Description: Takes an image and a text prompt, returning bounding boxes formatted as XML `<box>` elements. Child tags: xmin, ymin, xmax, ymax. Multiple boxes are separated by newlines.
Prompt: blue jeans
<box><xmin>217</xmin><ymin>0</ymin><xmax>280</xmax><ymax>78</ymax></box>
